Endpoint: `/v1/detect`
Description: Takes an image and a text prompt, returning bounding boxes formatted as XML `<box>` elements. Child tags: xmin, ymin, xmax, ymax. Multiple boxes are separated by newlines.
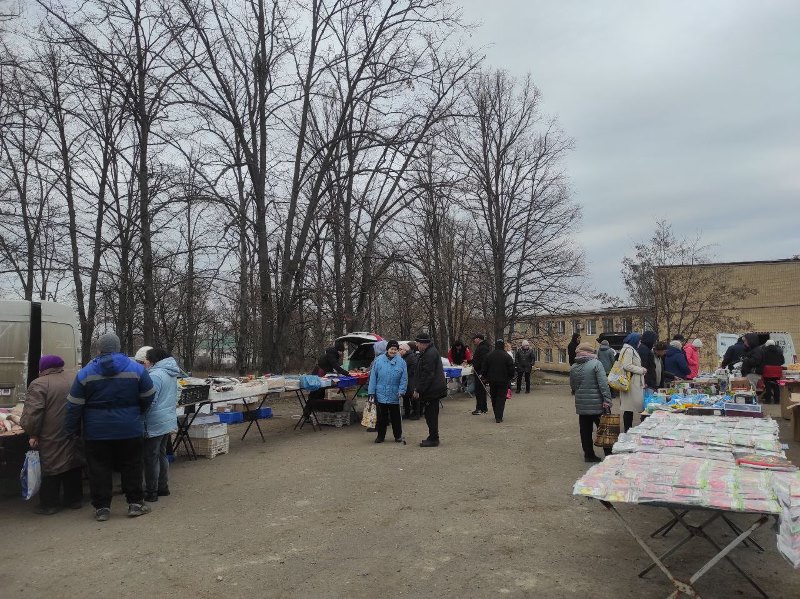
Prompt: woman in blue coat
<box><xmin>140</xmin><ymin>347</ymin><xmax>181</xmax><ymax>502</ymax></box>
<box><xmin>367</xmin><ymin>339</ymin><xmax>408</xmax><ymax>443</ymax></box>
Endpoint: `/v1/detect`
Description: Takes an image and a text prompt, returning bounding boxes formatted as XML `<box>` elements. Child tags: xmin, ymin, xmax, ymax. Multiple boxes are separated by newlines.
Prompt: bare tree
<box><xmin>451</xmin><ymin>69</ymin><xmax>583</xmax><ymax>340</ymax></box>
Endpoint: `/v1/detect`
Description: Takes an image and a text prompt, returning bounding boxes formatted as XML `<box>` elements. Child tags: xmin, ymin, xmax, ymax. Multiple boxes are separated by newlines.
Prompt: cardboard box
<box><xmin>782</xmin><ymin>383</ymin><xmax>800</xmax><ymax>420</ymax></box>
<box><xmin>790</xmin><ymin>402</ymin><xmax>800</xmax><ymax>442</ymax></box>
<box><xmin>325</xmin><ymin>387</ymin><xmax>342</xmax><ymax>400</ymax></box>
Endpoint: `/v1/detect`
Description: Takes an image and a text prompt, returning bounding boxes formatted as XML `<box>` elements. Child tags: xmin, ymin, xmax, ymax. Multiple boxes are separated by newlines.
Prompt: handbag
<box><xmin>506</xmin><ymin>387</ymin><xmax>512</xmax><ymax>400</ymax></box>
<box><xmin>594</xmin><ymin>412</ymin><xmax>620</xmax><ymax>448</ymax></box>
<box><xmin>607</xmin><ymin>348</ymin><xmax>631</xmax><ymax>393</ymax></box>
<box><xmin>361</xmin><ymin>398</ymin><xmax>377</xmax><ymax>428</ymax></box>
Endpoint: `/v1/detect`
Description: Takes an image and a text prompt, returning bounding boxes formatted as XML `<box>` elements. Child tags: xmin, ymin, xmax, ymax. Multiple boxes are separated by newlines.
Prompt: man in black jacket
<box><xmin>482</xmin><ymin>339</ymin><xmax>516</xmax><ymax>423</ymax></box>
<box><xmin>514</xmin><ymin>340</ymin><xmax>535</xmax><ymax>394</ymax></box>
<box><xmin>307</xmin><ymin>340</ymin><xmax>349</xmax><ymax>407</ymax></box>
<box><xmin>741</xmin><ymin>333</ymin><xmax>765</xmax><ymax>391</ymax></box>
<box><xmin>638</xmin><ymin>331</ymin><xmax>658</xmax><ymax>389</ymax></box>
<box><xmin>413</xmin><ymin>333</ymin><xmax>447</xmax><ymax>447</ymax></box>
<box><xmin>721</xmin><ymin>337</ymin><xmax>746</xmax><ymax>371</ymax></box>
<box><xmin>400</xmin><ymin>342</ymin><xmax>419</xmax><ymax>418</ymax></box>
<box><xmin>471</xmin><ymin>334</ymin><xmax>491</xmax><ymax>415</ymax></box>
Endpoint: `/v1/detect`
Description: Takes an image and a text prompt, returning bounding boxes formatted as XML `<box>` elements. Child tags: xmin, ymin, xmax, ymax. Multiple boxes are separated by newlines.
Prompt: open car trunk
<box><xmin>335</xmin><ymin>332</ymin><xmax>383</xmax><ymax>370</ymax></box>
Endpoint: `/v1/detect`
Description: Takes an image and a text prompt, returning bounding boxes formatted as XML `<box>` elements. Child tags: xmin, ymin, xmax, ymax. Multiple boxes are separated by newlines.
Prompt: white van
<box><xmin>0</xmin><ymin>301</ymin><xmax>81</xmax><ymax>407</ymax></box>
<box><xmin>716</xmin><ymin>331</ymin><xmax>796</xmax><ymax>365</ymax></box>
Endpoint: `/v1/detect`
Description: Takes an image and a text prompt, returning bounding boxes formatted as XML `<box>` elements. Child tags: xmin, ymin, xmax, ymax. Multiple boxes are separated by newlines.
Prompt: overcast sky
<box><xmin>457</xmin><ymin>0</ymin><xmax>800</xmax><ymax>300</ymax></box>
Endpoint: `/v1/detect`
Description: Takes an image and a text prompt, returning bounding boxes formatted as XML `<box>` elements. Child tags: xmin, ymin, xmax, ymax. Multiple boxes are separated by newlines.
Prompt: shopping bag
<box><xmin>299</xmin><ymin>374</ymin><xmax>322</xmax><ymax>391</ymax></box>
<box><xmin>607</xmin><ymin>349</ymin><xmax>631</xmax><ymax>392</ymax></box>
<box><xmin>506</xmin><ymin>387</ymin><xmax>512</xmax><ymax>400</ymax></box>
<box><xmin>361</xmin><ymin>399</ymin><xmax>377</xmax><ymax>428</ymax></box>
<box><xmin>594</xmin><ymin>413</ymin><xmax>620</xmax><ymax>448</ymax></box>
<box><xmin>20</xmin><ymin>450</ymin><xmax>42</xmax><ymax>500</ymax></box>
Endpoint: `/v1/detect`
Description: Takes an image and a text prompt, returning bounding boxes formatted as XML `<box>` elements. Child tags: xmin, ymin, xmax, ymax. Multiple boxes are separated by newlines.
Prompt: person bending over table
<box><xmin>368</xmin><ymin>340</ymin><xmax>408</xmax><ymax>443</ymax></box>
<box><xmin>306</xmin><ymin>340</ymin><xmax>350</xmax><ymax>411</ymax></box>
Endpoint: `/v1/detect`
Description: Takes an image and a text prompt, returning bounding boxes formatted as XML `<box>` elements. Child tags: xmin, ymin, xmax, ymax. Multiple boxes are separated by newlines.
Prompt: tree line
<box><xmin>1</xmin><ymin>0</ymin><xmax>583</xmax><ymax>372</ymax></box>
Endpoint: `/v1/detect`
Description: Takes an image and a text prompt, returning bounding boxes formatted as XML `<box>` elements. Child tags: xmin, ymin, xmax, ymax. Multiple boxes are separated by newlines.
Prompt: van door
<box><xmin>716</xmin><ymin>333</ymin><xmax>740</xmax><ymax>360</ymax></box>
<box><xmin>0</xmin><ymin>303</ymin><xmax>31</xmax><ymax>407</ymax></box>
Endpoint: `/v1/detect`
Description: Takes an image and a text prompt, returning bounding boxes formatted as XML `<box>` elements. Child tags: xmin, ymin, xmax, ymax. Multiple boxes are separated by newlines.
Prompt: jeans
<box><xmin>39</xmin><ymin>467</ymin><xmax>83</xmax><ymax>509</ymax></box>
<box><xmin>143</xmin><ymin>434</ymin><xmax>170</xmax><ymax>495</ymax></box>
<box><xmin>578</xmin><ymin>415</ymin><xmax>613</xmax><ymax>458</ymax></box>
<box><xmin>489</xmin><ymin>382</ymin><xmax>508</xmax><ymax>421</ymax></box>
<box><xmin>422</xmin><ymin>395</ymin><xmax>441</xmax><ymax>440</ymax></box>
<box><xmin>376</xmin><ymin>403</ymin><xmax>402</xmax><ymax>440</ymax></box>
<box><xmin>85</xmin><ymin>437</ymin><xmax>144</xmax><ymax>509</ymax></box>
<box><xmin>516</xmin><ymin>370</ymin><xmax>531</xmax><ymax>393</ymax></box>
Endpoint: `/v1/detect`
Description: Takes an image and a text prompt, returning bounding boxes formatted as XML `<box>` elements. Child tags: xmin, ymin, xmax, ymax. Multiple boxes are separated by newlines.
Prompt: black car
<box><xmin>596</xmin><ymin>332</ymin><xmax>630</xmax><ymax>352</ymax></box>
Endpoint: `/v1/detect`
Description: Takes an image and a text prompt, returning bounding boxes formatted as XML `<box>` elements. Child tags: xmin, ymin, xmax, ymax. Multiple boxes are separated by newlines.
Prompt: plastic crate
<box><xmin>178</xmin><ymin>384</ymin><xmax>210</xmax><ymax>406</ymax></box>
<box><xmin>217</xmin><ymin>412</ymin><xmax>244</xmax><ymax>424</ymax></box>
<box><xmin>179</xmin><ymin>434</ymin><xmax>229</xmax><ymax>459</ymax></box>
<box><xmin>256</xmin><ymin>407</ymin><xmax>273</xmax><ymax>419</ymax></box>
<box><xmin>336</xmin><ymin>376</ymin><xmax>358</xmax><ymax>389</ymax></box>
<box><xmin>315</xmin><ymin>411</ymin><xmax>352</xmax><ymax>428</ymax></box>
<box><xmin>189</xmin><ymin>422</ymin><xmax>228</xmax><ymax>438</ymax></box>
<box><xmin>444</xmin><ymin>367</ymin><xmax>462</xmax><ymax>379</ymax></box>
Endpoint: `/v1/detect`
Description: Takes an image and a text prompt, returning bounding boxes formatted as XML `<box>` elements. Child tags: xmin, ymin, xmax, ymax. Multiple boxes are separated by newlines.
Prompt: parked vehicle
<box><xmin>335</xmin><ymin>332</ymin><xmax>383</xmax><ymax>370</ymax></box>
<box><xmin>0</xmin><ymin>301</ymin><xmax>81</xmax><ymax>407</ymax></box>
<box><xmin>596</xmin><ymin>332</ymin><xmax>631</xmax><ymax>352</ymax></box>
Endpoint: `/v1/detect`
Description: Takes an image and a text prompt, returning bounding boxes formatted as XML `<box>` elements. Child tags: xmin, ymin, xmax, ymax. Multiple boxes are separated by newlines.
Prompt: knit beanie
<box><xmin>39</xmin><ymin>354</ymin><xmax>65</xmax><ymax>372</ymax></box>
<box><xmin>386</xmin><ymin>339</ymin><xmax>399</xmax><ymax>350</ymax></box>
<box><xmin>692</xmin><ymin>339</ymin><xmax>703</xmax><ymax>348</ymax></box>
<box><xmin>96</xmin><ymin>332</ymin><xmax>121</xmax><ymax>354</ymax></box>
<box><xmin>600</xmin><ymin>340</ymin><xmax>610</xmax><ymax>347</ymax></box>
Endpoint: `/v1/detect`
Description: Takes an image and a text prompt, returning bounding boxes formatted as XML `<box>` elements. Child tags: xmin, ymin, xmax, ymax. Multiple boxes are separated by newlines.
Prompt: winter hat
<box><xmin>472</xmin><ymin>333</ymin><xmax>485</xmax><ymax>341</ymax></box>
<box><xmin>96</xmin><ymin>332</ymin><xmax>121</xmax><ymax>354</ymax></box>
<box><xmin>600</xmin><ymin>340</ymin><xmax>610</xmax><ymax>347</ymax></box>
<box><xmin>577</xmin><ymin>342</ymin><xmax>594</xmax><ymax>353</ymax></box>
<box><xmin>373</xmin><ymin>340</ymin><xmax>388</xmax><ymax>356</ymax></box>
<box><xmin>39</xmin><ymin>354</ymin><xmax>65</xmax><ymax>372</ymax></box>
<box><xmin>495</xmin><ymin>339</ymin><xmax>505</xmax><ymax>349</ymax></box>
<box><xmin>521</xmin><ymin>339</ymin><xmax>530</xmax><ymax>347</ymax></box>
<box><xmin>386</xmin><ymin>339</ymin><xmax>399</xmax><ymax>350</ymax></box>
<box><xmin>415</xmin><ymin>332</ymin><xmax>432</xmax><ymax>344</ymax></box>
<box><xmin>670</xmin><ymin>340</ymin><xmax>683</xmax><ymax>349</ymax></box>
<box><xmin>691</xmin><ymin>339</ymin><xmax>703</xmax><ymax>348</ymax></box>
<box><xmin>134</xmin><ymin>346</ymin><xmax>153</xmax><ymax>363</ymax></box>
<box><xmin>765</xmin><ymin>339</ymin><xmax>775</xmax><ymax>346</ymax></box>
<box><xmin>399</xmin><ymin>342</ymin><xmax>410</xmax><ymax>352</ymax></box>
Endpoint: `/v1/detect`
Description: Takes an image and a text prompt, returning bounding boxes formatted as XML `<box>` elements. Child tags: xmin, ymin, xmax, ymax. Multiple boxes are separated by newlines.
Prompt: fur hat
<box><xmin>134</xmin><ymin>346</ymin><xmax>153</xmax><ymax>363</ymax></box>
<box><xmin>96</xmin><ymin>332</ymin><xmax>121</xmax><ymax>354</ymax></box>
<box><xmin>39</xmin><ymin>354</ymin><xmax>65</xmax><ymax>372</ymax></box>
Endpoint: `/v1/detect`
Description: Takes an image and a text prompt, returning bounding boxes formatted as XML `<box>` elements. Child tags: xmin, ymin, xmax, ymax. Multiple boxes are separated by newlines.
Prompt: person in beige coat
<box><xmin>20</xmin><ymin>355</ymin><xmax>84</xmax><ymax>515</ymax></box>
<box><xmin>618</xmin><ymin>333</ymin><xmax>646</xmax><ymax>433</ymax></box>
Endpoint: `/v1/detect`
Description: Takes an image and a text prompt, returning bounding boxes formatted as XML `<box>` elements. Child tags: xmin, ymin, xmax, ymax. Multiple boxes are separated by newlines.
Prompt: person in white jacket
<box><xmin>618</xmin><ymin>333</ymin><xmax>647</xmax><ymax>432</ymax></box>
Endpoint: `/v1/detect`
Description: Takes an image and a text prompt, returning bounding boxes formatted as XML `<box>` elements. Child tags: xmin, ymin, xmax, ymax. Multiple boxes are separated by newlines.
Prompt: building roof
<box><xmin>528</xmin><ymin>306</ymin><xmax>650</xmax><ymax>319</ymax></box>
<box><xmin>656</xmin><ymin>258</ymin><xmax>800</xmax><ymax>270</ymax></box>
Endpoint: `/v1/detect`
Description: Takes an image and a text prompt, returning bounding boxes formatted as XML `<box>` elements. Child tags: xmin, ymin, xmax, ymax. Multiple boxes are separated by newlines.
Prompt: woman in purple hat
<box><xmin>20</xmin><ymin>355</ymin><xmax>84</xmax><ymax>514</ymax></box>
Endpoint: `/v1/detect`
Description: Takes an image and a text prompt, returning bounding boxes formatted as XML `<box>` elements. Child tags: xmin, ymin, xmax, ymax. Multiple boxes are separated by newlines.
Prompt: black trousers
<box><xmin>39</xmin><ymin>466</ymin><xmax>83</xmax><ymax>509</ymax></box>
<box><xmin>762</xmin><ymin>379</ymin><xmax>780</xmax><ymax>404</ymax></box>
<box><xmin>376</xmin><ymin>402</ymin><xmax>402</xmax><ymax>440</ymax></box>
<box><xmin>516</xmin><ymin>370</ymin><xmax>531</xmax><ymax>393</ymax></box>
<box><xmin>622</xmin><ymin>411</ymin><xmax>634</xmax><ymax>433</ymax></box>
<box><xmin>578</xmin><ymin>415</ymin><xmax>613</xmax><ymax>457</ymax></box>
<box><xmin>422</xmin><ymin>396</ymin><xmax>441</xmax><ymax>440</ymax></box>
<box><xmin>489</xmin><ymin>382</ymin><xmax>508</xmax><ymax>421</ymax></box>
<box><xmin>85</xmin><ymin>437</ymin><xmax>144</xmax><ymax>509</ymax></box>
<box><xmin>474</xmin><ymin>377</ymin><xmax>488</xmax><ymax>411</ymax></box>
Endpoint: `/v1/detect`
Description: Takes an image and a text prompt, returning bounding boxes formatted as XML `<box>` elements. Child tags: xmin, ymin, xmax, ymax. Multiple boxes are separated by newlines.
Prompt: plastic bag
<box><xmin>20</xmin><ymin>450</ymin><xmax>42</xmax><ymax>500</ymax></box>
<box><xmin>299</xmin><ymin>374</ymin><xmax>322</xmax><ymax>391</ymax></box>
<box><xmin>361</xmin><ymin>399</ymin><xmax>377</xmax><ymax>428</ymax></box>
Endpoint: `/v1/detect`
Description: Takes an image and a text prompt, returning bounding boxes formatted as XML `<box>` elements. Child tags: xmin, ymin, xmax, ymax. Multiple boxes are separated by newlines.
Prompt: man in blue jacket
<box><xmin>65</xmin><ymin>332</ymin><xmax>155</xmax><ymax>521</ymax></box>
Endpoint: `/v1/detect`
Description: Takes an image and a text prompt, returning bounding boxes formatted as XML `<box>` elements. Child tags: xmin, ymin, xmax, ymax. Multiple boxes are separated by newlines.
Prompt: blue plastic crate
<box><xmin>336</xmin><ymin>376</ymin><xmax>358</xmax><ymax>389</ymax></box>
<box><xmin>217</xmin><ymin>412</ymin><xmax>244</xmax><ymax>424</ymax></box>
<box><xmin>256</xmin><ymin>407</ymin><xmax>273</xmax><ymax>419</ymax></box>
<box><xmin>444</xmin><ymin>367</ymin><xmax>462</xmax><ymax>379</ymax></box>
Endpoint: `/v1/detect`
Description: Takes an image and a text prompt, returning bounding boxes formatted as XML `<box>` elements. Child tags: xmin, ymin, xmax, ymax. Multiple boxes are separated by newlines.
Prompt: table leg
<box><xmin>294</xmin><ymin>389</ymin><xmax>319</xmax><ymax>432</ymax></box>
<box><xmin>721</xmin><ymin>513</ymin><xmax>765</xmax><ymax>552</ymax></box>
<box><xmin>174</xmin><ymin>405</ymin><xmax>202</xmax><ymax>460</ymax></box>
<box><xmin>650</xmin><ymin>509</ymin><xmax>689</xmax><ymax>538</ymax></box>
<box><xmin>241</xmin><ymin>394</ymin><xmax>267</xmax><ymax>442</ymax></box>
<box><xmin>639</xmin><ymin>511</ymin><xmax>721</xmax><ymax>578</ymax></box>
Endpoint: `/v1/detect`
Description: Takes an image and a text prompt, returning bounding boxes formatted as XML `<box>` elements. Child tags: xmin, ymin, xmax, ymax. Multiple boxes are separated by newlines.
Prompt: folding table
<box><xmin>597</xmin><ymin>499</ymin><xmax>776</xmax><ymax>598</ymax></box>
<box><xmin>173</xmin><ymin>385</ymin><xmax>278</xmax><ymax>459</ymax></box>
<box><xmin>293</xmin><ymin>383</ymin><xmax>359</xmax><ymax>431</ymax></box>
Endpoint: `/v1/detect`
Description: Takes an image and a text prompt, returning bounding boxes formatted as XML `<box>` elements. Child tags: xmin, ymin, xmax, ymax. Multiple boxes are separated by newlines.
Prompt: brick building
<box><xmin>515</xmin><ymin>306</ymin><xmax>650</xmax><ymax>374</ymax></box>
<box><xmin>655</xmin><ymin>258</ymin><xmax>800</xmax><ymax>370</ymax></box>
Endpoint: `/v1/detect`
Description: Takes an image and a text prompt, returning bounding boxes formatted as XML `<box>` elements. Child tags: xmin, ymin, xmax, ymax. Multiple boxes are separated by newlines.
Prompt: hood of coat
<box><xmin>641</xmin><ymin>331</ymin><xmax>657</xmax><ymax>349</ymax></box>
<box><xmin>38</xmin><ymin>366</ymin><xmax>65</xmax><ymax>377</ymax></box>
<box><xmin>95</xmin><ymin>352</ymin><xmax>135</xmax><ymax>376</ymax></box>
<box><xmin>597</xmin><ymin>345</ymin><xmax>615</xmax><ymax>356</ymax></box>
<box><xmin>665</xmin><ymin>346</ymin><xmax>684</xmax><ymax>359</ymax></box>
<box><xmin>744</xmin><ymin>333</ymin><xmax>761</xmax><ymax>349</ymax></box>
<box><xmin>151</xmin><ymin>356</ymin><xmax>181</xmax><ymax>378</ymax></box>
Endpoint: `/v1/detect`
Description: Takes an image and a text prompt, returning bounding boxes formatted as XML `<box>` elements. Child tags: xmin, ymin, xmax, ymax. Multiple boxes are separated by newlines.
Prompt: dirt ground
<box><xmin>2</xmin><ymin>377</ymin><xmax>799</xmax><ymax>598</ymax></box>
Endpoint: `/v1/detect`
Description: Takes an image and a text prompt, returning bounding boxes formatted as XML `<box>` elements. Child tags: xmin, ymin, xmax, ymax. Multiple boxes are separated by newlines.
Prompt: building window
<box><xmin>546</xmin><ymin>321</ymin><xmax>553</xmax><ymax>333</ymax></box>
<box><xmin>536</xmin><ymin>348</ymin><xmax>541</xmax><ymax>362</ymax></box>
<box><xmin>586</xmin><ymin>319</ymin><xmax>597</xmax><ymax>335</ymax></box>
<box><xmin>571</xmin><ymin>320</ymin><xmax>581</xmax><ymax>334</ymax></box>
<box><xmin>545</xmin><ymin>348</ymin><xmax>553</xmax><ymax>362</ymax></box>
<box><xmin>534</xmin><ymin>322</ymin><xmax>540</xmax><ymax>335</ymax></box>
<box><xmin>622</xmin><ymin>317</ymin><xmax>632</xmax><ymax>332</ymax></box>
<box><xmin>559</xmin><ymin>349</ymin><xmax>567</xmax><ymax>364</ymax></box>
<box><xmin>557</xmin><ymin>320</ymin><xmax>565</xmax><ymax>334</ymax></box>
<box><xmin>603</xmin><ymin>318</ymin><xmax>614</xmax><ymax>332</ymax></box>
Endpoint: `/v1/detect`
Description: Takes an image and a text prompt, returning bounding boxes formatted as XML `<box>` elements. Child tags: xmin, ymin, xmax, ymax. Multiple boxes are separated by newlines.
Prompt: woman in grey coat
<box><xmin>570</xmin><ymin>342</ymin><xmax>613</xmax><ymax>463</ymax></box>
